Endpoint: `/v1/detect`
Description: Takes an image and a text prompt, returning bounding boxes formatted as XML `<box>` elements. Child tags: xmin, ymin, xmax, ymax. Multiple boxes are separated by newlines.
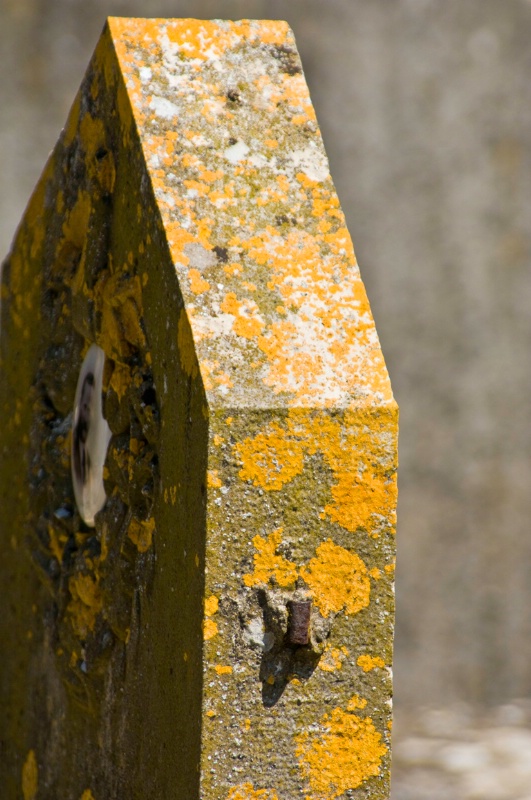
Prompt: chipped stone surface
<box><xmin>0</xmin><ymin>18</ymin><xmax>397</xmax><ymax>799</ymax></box>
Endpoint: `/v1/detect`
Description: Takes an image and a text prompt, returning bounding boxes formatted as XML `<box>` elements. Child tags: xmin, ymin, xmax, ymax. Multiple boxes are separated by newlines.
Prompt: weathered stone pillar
<box><xmin>0</xmin><ymin>18</ymin><xmax>397</xmax><ymax>799</ymax></box>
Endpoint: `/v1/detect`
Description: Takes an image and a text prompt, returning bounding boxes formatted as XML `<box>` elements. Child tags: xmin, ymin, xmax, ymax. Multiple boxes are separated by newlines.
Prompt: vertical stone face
<box><xmin>0</xmin><ymin>18</ymin><xmax>397</xmax><ymax>800</ymax></box>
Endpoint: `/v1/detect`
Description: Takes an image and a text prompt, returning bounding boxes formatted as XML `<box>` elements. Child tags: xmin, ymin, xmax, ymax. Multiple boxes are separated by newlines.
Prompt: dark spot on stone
<box><xmin>228</xmin><ymin>137</ymin><xmax>237</xmax><ymax>146</ymax></box>
<box><xmin>227</xmin><ymin>89</ymin><xmax>240</xmax><ymax>103</ymax></box>
<box><xmin>141</xmin><ymin>386</ymin><xmax>157</xmax><ymax>406</ymax></box>
<box><xmin>271</xmin><ymin>44</ymin><xmax>302</xmax><ymax>75</ymax></box>
<box><xmin>95</xmin><ymin>147</ymin><xmax>108</xmax><ymax>161</ymax></box>
<box><xmin>275</xmin><ymin>215</ymin><xmax>297</xmax><ymax>227</ymax></box>
<box><xmin>213</xmin><ymin>246</ymin><xmax>229</xmax><ymax>263</ymax></box>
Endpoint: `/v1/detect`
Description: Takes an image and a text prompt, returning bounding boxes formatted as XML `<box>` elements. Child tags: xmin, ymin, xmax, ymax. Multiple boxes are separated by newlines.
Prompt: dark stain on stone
<box><xmin>213</xmin><ymin>245</ymin><xmax>229</xmax><ymax>263</ymax></box>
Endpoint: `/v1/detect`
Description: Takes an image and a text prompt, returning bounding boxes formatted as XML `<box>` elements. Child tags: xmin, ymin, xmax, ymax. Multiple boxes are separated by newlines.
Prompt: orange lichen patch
<box><xmin>295</xmin><ymin>702</ymin><xmax>387</xmax><ymax>799</ymax></box>
<box><xmin>301</xmin><ymin>540</ymin><xmax>370</xmax><ymax>618</ymax></box>
<box><xmin>207</xmin><ymin>469</ymin><xmax>222</xmax><ymax>488</ymax></box>
<box><xmin>318</xmin><ymin>645</ymin><xmax>350</xmax><ymax>673</ymax></box>
<box><xmin>347</xmin><ymin>695</ymin><xmax>368</xmax><ymax>711</ymax></box>
<box><xmin>200</xmin><ymin>168</ymin><xmax>224</xmax><ymax>182</ymax></box>
<box><xmin>165</xmin><ymin>221</ymin><xmax>195</xmax><ymax>266</ymax></box>
<box><xmin>183</xmin><ymin>179</ymin><xmax>210</xmax><ymax>197</ymax></box>
<box><xmin>203</xmin><ymin>618</ymin><xmax>218</xmax><ymax>640</ymax></box>
<box><xmin>384</xmin><ymin>562</ymin><xmax>396</xmax><ymax>574</ymax></box>
<box><xmin>200</xmin><ymin>360</ymin><xmax>234</xmax><ymax>391</ymax></box>
<box><xmin>67</xmin><ymin>572</ymin><xmax>103</xmax><ymax>639</ymax></box>
<box><xmin>205</xmin><ymin>595</ymin><xmax>219</xmax><ymax>616</ymax></box>
<box><xmin>244</xmin><ymin>529</ymin><xmax>298</xmax><ymax>589</ymax></box>
<box><xmin>22</xmin><ymin>750</ymin><xmax>38</xmax><ymax>800</ymax></box>
<box><xmin>235</xmin><ymin>408</ymin><xmax>397</xmax><ymax>536</ymax></box>
<box><xmin>235</xmin><ymin>422</ymin><xmax>305</xmax><ymax>492</ymax></box>
<box><xmin>369</xmin><ymin>568</ymin><xmax>382</xmax><ymax>580</ymax></box>
<box><xmin>225</xmin><ymin>220</ymin><xmax>391</xmax><ymax>406</ymax></box>
<box><xmin>80</xmin><ymin>792</ymin><xmax>96</xmax><ymax>800</ymax></box>
<box><xmin>220</xmin><ymin>292</ymin><xmax>265</xmax><ymax>340</ymax></box>
<box><xmin>357</xmin><ymin>654</ymin><xmax>385</xmax><ymax>673</ymax></box>
<box><xmin>127</xmin><ymin>517</ymin><xmax>155</xmax><ymax>553</ymax></box>
<box><xmin>227</xmin><ymin>784</ymin><xmax>279</xmax><ymax>800</ymax></box>
<box><xmin>188</xmin><ymin>268</ymin><xmax>211</xmax><ymax>294</ymax></box>
<box><xmin>214</xmin><ymin>664</ymin><xmax>233</xmax><ymax>675</ymax></box>
<box><xmin>204</xmin><ymin>594</ymin><xmax>219</xmax><ymax>641</ymax></box>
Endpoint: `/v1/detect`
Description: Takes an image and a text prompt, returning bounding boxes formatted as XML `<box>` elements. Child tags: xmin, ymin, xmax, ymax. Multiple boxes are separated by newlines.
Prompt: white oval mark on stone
<box><xmin>71</xmin><ymin>344</ymin><xmax>112</xmax><ymax>527</ymax></box>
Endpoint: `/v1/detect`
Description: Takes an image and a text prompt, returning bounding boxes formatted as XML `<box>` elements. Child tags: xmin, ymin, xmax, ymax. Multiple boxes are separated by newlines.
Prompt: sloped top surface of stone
<box><xmin>110</xmin><ymin>17</ymin><xmax>393</xmax><ymax>410</ymax></box>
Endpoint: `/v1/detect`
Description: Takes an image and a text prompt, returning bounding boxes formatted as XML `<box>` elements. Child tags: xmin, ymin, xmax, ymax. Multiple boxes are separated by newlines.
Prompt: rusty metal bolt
<box><xmin>287</xmin><ymin>600</ymin><xmax>311</xmax><ymax>646</ymax></box>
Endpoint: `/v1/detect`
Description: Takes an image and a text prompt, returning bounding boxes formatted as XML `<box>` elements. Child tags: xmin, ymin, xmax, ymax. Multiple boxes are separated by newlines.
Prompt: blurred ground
<box><xmin>392</xmin><ymin>702</ymin><xmax>531</xmax><ymax>800</ymax></box>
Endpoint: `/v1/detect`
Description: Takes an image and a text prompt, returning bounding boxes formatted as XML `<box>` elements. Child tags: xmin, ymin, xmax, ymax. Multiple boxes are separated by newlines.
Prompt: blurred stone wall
<box><xmin>2</xmin><ymin>0</ymin><xmax>531</xmax><ymax>709</ymax></box>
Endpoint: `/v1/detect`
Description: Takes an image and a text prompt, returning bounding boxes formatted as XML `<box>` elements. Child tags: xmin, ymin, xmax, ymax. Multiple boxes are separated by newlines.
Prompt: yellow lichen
<box><xmin>300</xmin><ymin>540</ymin><xmax>370</xmax><ymax>618</ymax></box>
<box><xmin>244</xmin><ymin>529</ymin><xmax>298</xmax><ymax>589</ymax></box>
<box><xmin>235</xmin><ymin>408</ymin><xmax>397</xmax><ymax>537</ymax></box>
<box><xmin>235</xmin><ymin>422</ymin><xmax>305</xmax><ymax>492</ymax></box>
<box><xmin>204</xmin><ymin>620</ymin><xmax>218</xmax><ymax>640</ymax></box>
<box><xmin>318</xmin><ymin>645</ymin><xmax>350</xmax><ymax>673</ymax></box>
<box><xmin>205</xmin><ymin>595</ymin><xmax>219</xmax><ymax>616</ymax></box>
<box><xmin>347</xmin><ymin>695</ymin><xmax>368</xmax><ymax>711</ymax></box>
<box><xmin>207</xmin><ymin>469</ymin><xmax>222</xmax><ymax>488</ymax></box>
<box><xmin>188</xmin><ymin>268</ymin><xmax>211</xmax><ymax>294</ymax></box>
<box><xmin>357</xmin><ymin>654</ymin><xmax>385</xmax><ymax>673</ymax></box>
<box><xmin>109</xmin><ymin>360</ymin><xmax>132</xmax><ymax>401</ymax></box>
<box><xmin>80</xmin><ymin>791</ymin><xmax>96</xmax><ymax>800</ymax></box>
<box><xmin>214</xmin><ymin>665</ymin><xmax>233</xmax><ymax>675</ymax></box>
<box><xmin>67</xmin><ymin>572</ymin><xmax>103</xmax><ymax>639</ymax></box>
<box><xmin>204</xmin><ymin>594</ymin><xmax>219</xmax><ymax>640</ymax></box>
<box><xmin>227</xmin><ymin>784</ymin><xmax>279</xmax><ymax>800</ymax></box>
<box><xmin>62</xmin><ymin>191</ymin><xmax>92</xmax><ymax>250</ymax></box>
<box><xmin>22</xmin><ymin>750</ymin><xmax>38</xmax><ymax>800</ymax></box>
<box><xmin>127</xmin><ymin>517</ymin><xmax>155</xmax><ymax>553</ymax></box>
<box><xmin>295</xmin><ymin>701</ymin><xmax>387</xmax><ymax>799</ymax></box>
<box><xmin>221</xmin><ymin>292</ymin><xmax>264</xmax><ymax>339</ymax></box>
<box><xmin>48</xmin><ymin>525</ymin><xmax>67</xmax><ymax>563</ymax></box>
<box><xmin>97</xmin><ymin>272</ymin><xmax>146</xmax><ymax>358</ymax></box>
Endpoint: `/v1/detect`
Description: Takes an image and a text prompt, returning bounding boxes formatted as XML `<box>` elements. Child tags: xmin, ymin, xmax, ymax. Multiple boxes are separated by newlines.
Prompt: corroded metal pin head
<box><xmin>71</xmin><ymin>344</ymin><xmax>112</xmax><ymax>526</ymax></box>
<box><xmin>287</xmin><ymin>599</ymin><xmax>312</xmax><ymax>646</ymax></box>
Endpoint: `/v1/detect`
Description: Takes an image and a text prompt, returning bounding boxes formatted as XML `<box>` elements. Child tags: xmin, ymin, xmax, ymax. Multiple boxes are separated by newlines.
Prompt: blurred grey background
<box><xmin>2</xmin><ymin>0</ymin><xmax>531</xmax><ymax>794</ymax></box>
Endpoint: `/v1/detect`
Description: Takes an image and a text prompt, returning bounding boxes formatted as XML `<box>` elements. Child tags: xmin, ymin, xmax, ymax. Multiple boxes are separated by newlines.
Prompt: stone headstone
<box><xmin>0</xmin><ymin>18</ymin><xmax>397</xmax><ymax>799</ymax></box>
